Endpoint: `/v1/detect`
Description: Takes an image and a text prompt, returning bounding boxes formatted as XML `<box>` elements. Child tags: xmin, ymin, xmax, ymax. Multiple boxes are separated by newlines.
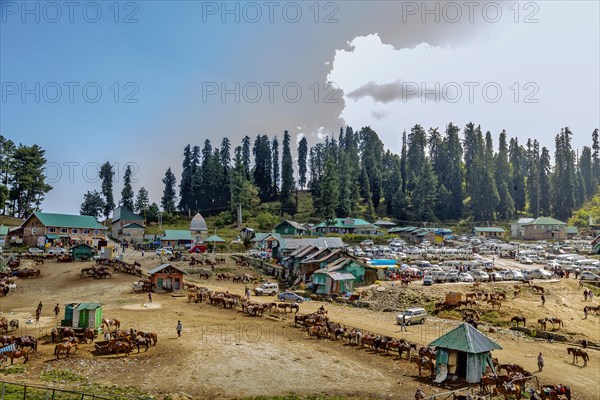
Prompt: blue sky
<box><xmin>1</xmin><ymin>1</ymin><xmax>599</xmax><ymax>214</ymax></box>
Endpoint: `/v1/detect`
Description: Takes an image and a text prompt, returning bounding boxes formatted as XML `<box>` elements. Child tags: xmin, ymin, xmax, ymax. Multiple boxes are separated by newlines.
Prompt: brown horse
<box><xmin>110</xmin><ymin>340</ymin><xmax>131</xmax><ymax>356</ymax></box>
<box><xmin>102</xmin><ymin>318</ymin><xmax>121</xmax><ymax>331</ymax></box>
<box><xmin>54</xmin><ymin>342</ymin><xmax>77</xmax><ymax>359</ymax></box>
<box><xmin>511</xmin><ymin>316</ymin><xmax>526</xmax><ymax>327</ymax></box>
<box><xmin>398</xmin><ymin>342</ymin><xmax>417</xmax><ymax>359</ymax></box>
<box><xmin>83</xmin><ymin>328</ymin><xmax>95</xmax><ymax>343</ymax></box>
<box><xmin>413</xmin><ymin>356</ymin><xmax>435</xmax><ymax>378</ymax></box>
<box><xmin>567</xmin><ymin>348</ymin><xmax>589</xmax><ymax>366</ymax></box>
<box><xmin>493</xmin><ymin>382</ymin><xmax>522</xmax><ymax>400</ymax></box>
<box><xmin>537</xmin><ymin>318</ymin><xmax>547</xmax><ymax>330</ymax></box>
<box><xmin>289</xmin><ymin>303</ymin><xmax>300</xmax><ymax>313</ymax></box>
<box><xmin>0</xmin><ymin>317</ymin><xmax>8</xmax><ymax>332</ymax></box>
<box><xmin>2</xmin><ymin>349</ymin><xmax>29</xmax><ymax>364</ymax></box>
<box><xmin>546</xmin><ymin>318</ymin><xmax>563</xmax><ymax>329</ymax></box>
<box><xmin>9</xmin><ymin>319</ymin><xmax>19</xmax><ymax>331</ymax></box>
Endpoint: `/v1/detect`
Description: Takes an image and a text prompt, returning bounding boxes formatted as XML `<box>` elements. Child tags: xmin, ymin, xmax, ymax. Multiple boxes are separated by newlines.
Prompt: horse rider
<box><xmin>53</xmin><ymin>304</ymin><xmax>60</xmax><ymax>318</ymax></box>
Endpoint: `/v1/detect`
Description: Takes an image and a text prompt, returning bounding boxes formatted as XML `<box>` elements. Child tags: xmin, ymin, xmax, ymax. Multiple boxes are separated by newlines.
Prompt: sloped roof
<box><xmin>516</xmin><ymin>218</ymin><xmax>535</xmax><ymax>224</ymax></box>
<box><xmin>429</xmin><ymin>323</ymin><xmax>502</xmax><ymax>353</ymax></box>
<box><xmin>190</xmin><ymin>213</ymin><xmax>208</xmax><ymax>232</ymax></box>
<box><xmin>313</xmin><ymin>218</ymin><xmax>376</xmax><ymax>229</ymax></box>
<box><xmin>524</xmin><ymin>217</ymin><xmax>566</xmax><ymax>226</ymax></box>
<box><xmin>112</xmin><ymin>207</ymin><xmax>143</xmax><ymax>223</ymax></box>
<box><xmin>162</xmin><ymin>230</ymin><xmax>192</xmax><ymax>241</ymax></box>
<box><xmin>122</xmin><ymin>223</ymin><xmax>144</xmax><ymax>229</ymax></box>
<box><xmin>206</xmin><ymin>235</ymin><xmax>226</xmax><ymax>243</ymax></box>
<box><xmin>0</xmin><ymin>226</ymin><xmax>8</xmax><ymax>236</ymax></box>
<box><xmin>76</xmin><ymin>302</ymin><xmax>102</xmax><ymax>311</ymax></box>
<box><xmin>275</xmin><ymin>220</ymin><xmax>307</xmax><ymax>231</ymax></box>
<box><xmin>29</xmin><ymin>212</ymin><xmax>106</xmax><ymax>230</ymax></box>
<box><xmin>473</xmin><ymin>227</ymin><xmax>505</xmax><ymax>233</ymax></box>
<box><xmin>388</xmin><ymin>226</ymin><xmax>416</xmax><ymax>233</ymax></box>
<box><xmin>327</xmin><ymin>272</ymin><xmax>356</xmax><ymax>281</ymax></box>
<box><xmin>566</xmin><ymin>226</ymin><xmax>578</xmax><ymax>234</ymax></box>
<box><xmin>374</xmin><ymin>220</ymin><xmax>396</xmax><ymax>227</ymax></box>
<box><xmin>289</xmin><ymin>245</ymin><xmax>318</xmax><ymax>258</ymax></box>
<box><xmin>251</xmin><ymin>233</ymin><xmax>281</xmax><ymax>242</ymax></box>
<box><xmin>148</xmin><ymin>263</ymin><xmax>188</xmax><ymax>275</ymax></box>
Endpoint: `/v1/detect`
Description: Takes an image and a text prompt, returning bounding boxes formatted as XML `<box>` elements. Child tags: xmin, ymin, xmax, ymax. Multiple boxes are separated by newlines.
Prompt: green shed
<box><xmin>61</xmin><ymin>302</ymin><xmax>103</xmax><ymax>332</ymax></box>
<box><xmin>70</xmin><ymin>243</ymin><xmax>96</xmax><ymax>261</ymax></box>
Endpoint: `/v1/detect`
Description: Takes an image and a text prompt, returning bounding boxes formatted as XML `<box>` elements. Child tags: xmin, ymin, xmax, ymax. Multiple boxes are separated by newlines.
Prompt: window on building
<box><xmin>93</xmin><ymin>230</ymin><xmax>99</xmax><ymax>234</ymax></box>
<box><xmin>72</xmin><ymin>229</ymin><xmax>79</xmax><ymax>234</ymax></box>
<box><xmin>48</xmin><ymin>227</ymin><xmax>56</xmax><ymax>233</ymax></box>
<box><xmin>60</xmin><ymin>228</ymin><xmax>68</xmax><ymax>233</ymax></box>
<box><xmin>83</xmin><ymin>229</ymin><xmax>90</xmax><ymax>234</ymax></box>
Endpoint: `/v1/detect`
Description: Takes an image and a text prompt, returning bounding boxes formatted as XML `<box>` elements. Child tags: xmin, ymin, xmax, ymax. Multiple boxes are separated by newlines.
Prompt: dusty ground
<box><xmin>1</xmin><ymin>253</ymin><xmax>599</xmax><ymax>400</ymax></box>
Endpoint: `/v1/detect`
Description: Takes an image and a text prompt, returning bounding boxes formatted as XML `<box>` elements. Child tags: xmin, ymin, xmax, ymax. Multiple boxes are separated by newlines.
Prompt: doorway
<box><xmin>456</xmin><ymin>352</ymin><xmax>467</xmax><ymax>378</ymax></box>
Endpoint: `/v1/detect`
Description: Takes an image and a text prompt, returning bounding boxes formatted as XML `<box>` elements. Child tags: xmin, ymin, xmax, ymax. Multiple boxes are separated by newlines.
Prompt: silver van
<box><xmin>396</xmin><ymin>307</ymin><xmax>427</xmax><ymax>325</ymax></box>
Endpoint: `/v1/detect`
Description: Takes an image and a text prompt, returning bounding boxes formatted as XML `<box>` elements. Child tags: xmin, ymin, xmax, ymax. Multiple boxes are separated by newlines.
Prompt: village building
<box><xmin>311</xmin><ymin>257</ymin><xmax>379</xmax><ymax>295</ymax></box>
<box><xmin>273</xmin><ymin>220</ymin><xmax>307</xmax><ymax>236</ymax></box>
<box><xmin>374</xmin><ymin>220</ymin><xmax>396</xmax><ymax>229</ymax></box>
<box><xmin>472</xmin><ymin>227</ymin><xmax>505</xmax><ymax>238</ymax></box>
<box><xmin>312</xmin><ymin>218</ymin><xmax>379</xmax><ymax>236</ymax></box>
<box><xmin>565</xmin><ymin>226</ymin><xmax>578</xmax><ymax>238</ymax></box>
<box><xmin>521</xmin><ymin>217</ymin><xmax>567</xmax><ymax>241</ymax></box>
<box><xmin>190</xmin><ymin>212</ymin><xmax>208</xmax><ymax>243</ymax></box>
<box><xmin>17</xmin><ymin>212</ymin><xmax>107</xmax><ymax>247</ymax></box>
<box><xmin>510</xmin><ymin>217</ymin><xmax>535</xmax><ymax>238</ymax></box>
<box><xmin>148</xmin><ymin>263</ymin><xmax>187</xmax><ymax>292</ymax></box>
<box><xmin>160</xmin><ymin>230</ymin><xmax>193</xmax><ymax>249</ymax></box>
<box><xmin>430</xmin><ymin>322</ymin><xmax>502</xmax><ymax>383</ymax></box>
<box><xmin>299</xmin><ymin>248</ymin><xmax>342</xmax><ymax>278</ymax></box>
<box><xmin>61</xmin><ymin>302</ymin><xmax>104</xmax><ymax>333</ymax></box>
<box><xmin>251</xmin><ymin>233</ymin><xmax>344</xmax><ymax>260</ymax></box>
<box><xmin>111</xmin><ymin>207</ymin><xmax>145</xmax><ymax>242</ymax></box>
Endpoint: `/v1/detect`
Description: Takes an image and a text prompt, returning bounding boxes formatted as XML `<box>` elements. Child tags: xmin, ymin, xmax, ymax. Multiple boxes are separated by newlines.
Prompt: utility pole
<box><xmin>237</xmin><ymin>203</ymin><xmax>242</xmax><ymax>228</ymax></box>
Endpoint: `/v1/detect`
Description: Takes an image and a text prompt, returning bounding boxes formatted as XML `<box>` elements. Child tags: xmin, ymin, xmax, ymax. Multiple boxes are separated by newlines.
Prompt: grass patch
<box><xmin>480</xmin><ymin>311</ymin><xmax>508</xmax><ymax>326</ymax></box>
<box><xmin>436</xmin><ymin>310</ymin><xmax>462</xmax><ymax>320</ymax></box>
<box><xmin>0</xmin><ymin>364</ymin><xmax>27</xmax><ymax>375</ymax></box>
<box><xmin>40</xmin><ymin>368</ymin><xmax>87</xmax><ymax>383</ymax></box>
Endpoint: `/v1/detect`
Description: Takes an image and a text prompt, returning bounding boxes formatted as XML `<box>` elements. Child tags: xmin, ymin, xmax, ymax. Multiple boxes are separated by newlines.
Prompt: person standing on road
<box><xmin>584</xmin><ymin>306</ymin><xmax>588</xmax><ymax>319</ymax></box>
<box><xmin>245</xmin><ymin>286</ymin><xmax>250</xmax><ymax>301</ymax></box>
<box><xmin>583</xmin><ymin>288</ymin><xmax>589</xmax><ymax>301</ymax></box>
<box><xmin>537</xmin><ymin>352</ymin><xmax>544</xmax><ymax>372</ymax></box>
<box><xmin>148</xmin><ymin>292</ymin><xmax>153</xmax><ymax>303</ymax></box>
<box><xmin>176</xmin><ymin>320</ymin><xmax>182</xmax><ymax>337</ymax></box>
<box><xmin>53</xmin><ymin>303</ymin><xmax>60</xmax><ymax>318</ymax></box>
<box><xmin>540</xmin><ymin>294</ymin><xmax>546</xmax><ymax>306</ymax></box>
<box><xmin>401</xmin><ymin>314</ymin><xmax>407</xmax><ymax>332</ymax></box>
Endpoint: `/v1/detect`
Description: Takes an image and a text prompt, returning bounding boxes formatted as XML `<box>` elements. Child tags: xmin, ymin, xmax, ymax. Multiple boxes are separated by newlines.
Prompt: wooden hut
<box><xmin>429</xmin><ymin>323</ymin><xmax>502</xmax><ymax>383</ymax></box>
<box><xmin>61</xmin><ymin>302</ymin><xmax>103</xmax><ymax>333</ymax></box>
<box><xmin>148</xmin><ymin>263</ymin><xmax>187</xmax><ymax>293</ymax></box>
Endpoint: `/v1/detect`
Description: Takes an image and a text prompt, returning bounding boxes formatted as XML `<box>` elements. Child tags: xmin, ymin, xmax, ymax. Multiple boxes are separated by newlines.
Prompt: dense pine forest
<box><xmin>153</xmin><ymin>124</ymin><xmax>599</xmax><ymax>225</ymax></box>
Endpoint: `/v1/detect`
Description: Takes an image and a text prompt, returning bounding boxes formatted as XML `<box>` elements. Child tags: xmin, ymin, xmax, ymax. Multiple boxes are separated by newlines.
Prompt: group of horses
<box><xmin>537</xmin><ymin>317</ymin><xmax>564</xmax><ymax>331</ymax></box>
<box><xmin>80</xmin><ymin>265</ymin><xmax>112</xmax><ymax>279</ymax></box>
<box><xmin>0</xmin><ymin>317</ymin><xmax>19</xmax><ymax>333</ymax></box>
<box><xmin>97</xmin><ymin>329</ymin><xmax>158</xmax><ymax>357</ymax></box>
<box><xmin>186</xmin><ymin>287</ymin><xmax>300</xmax><ymax>316</ymax></box>
<box><xmin>0</xmin><ymin>334</ymin><xmax>37</xmax><ymax>365</ymax></box>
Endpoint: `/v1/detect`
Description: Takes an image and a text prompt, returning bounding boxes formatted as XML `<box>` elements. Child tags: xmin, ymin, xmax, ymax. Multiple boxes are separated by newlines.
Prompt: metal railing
<box><xmin>0</xmin><ymin>380</ymin><xmax>150</xmax><ymax>400</ymax></box>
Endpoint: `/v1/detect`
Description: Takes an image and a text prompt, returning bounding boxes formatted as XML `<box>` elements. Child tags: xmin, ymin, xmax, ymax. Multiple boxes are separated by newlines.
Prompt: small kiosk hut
<box><xmin>429</xmin><ymin>322</ymin><xmax>502</xmax><ymax>383</ymax></box>
<box><xmin>61</xmin><ymin>302</ymin><xmax>103</xmax><ymax>334</ymax></box>
<box><xmin>70</xmin><ymin>243</ymin><xmax>96</xmax><ymax>261</ymax></box>
<box><xmin>148</xmin><ymin>263</ymin><xmax>187</xmax><ymax>292</ymax></box>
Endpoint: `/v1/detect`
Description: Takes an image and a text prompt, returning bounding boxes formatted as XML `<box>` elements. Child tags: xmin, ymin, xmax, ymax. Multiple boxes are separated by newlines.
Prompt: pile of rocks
<box><xmin>358</xmin><ymin>285</ymin><xmax>441</xmax><ymax>312</ymax></box>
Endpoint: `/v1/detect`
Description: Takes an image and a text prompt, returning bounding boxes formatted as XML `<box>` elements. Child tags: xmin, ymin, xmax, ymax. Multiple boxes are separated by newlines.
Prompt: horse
<box><xmin>546</xmin><ymin>318</ymin><xmax>564</xmax><ymax>329</ymax></box>
<box><xmin>2</xmin><ymin>349</ymin><xmax>28</xmax><ymax>364</ymax></box>
<box><xmin>489</xmin><ymin>300</ymin><xmax>502</xmax><ymax>310</ymax></box>
<box><xmin>84</xmin><ymin>328</ymin><xmax>95</xmax><ymax>343</ymax></box>
<box><xmin>418</xmin><ymin>346</ymin><xmax>436</xmax><ymax>361</ymax></box>
<box><xmin>537</xmin><ymin>319</ymin><xmax>547</xmax><ymax>330</ymax></box>
<box><xmin>102</xmin><ymin>318</ymin><xmax>121</xmax><ymax>331</ymax></box>
<box><xmin>413</xmin><ymin>356</ymin><xmax>435</xmax><ymax>378</ymax></box>
<box><xmin>0</xmin><ymin>317</ymin><xmax>8</xmax><ymax>332</ymax></box>
<box><xmin>109</xmin><ymin>340</ymin><xmax>131</xmax><ymax>356</ymax></box>
<box><xmin>54</xmin><ymin>342</ymin><xmax>77</xmax><ymax>359</ymax></box>
<box><xmin>493</xmin><ymin>382</ymin><xmax>522</xmax><ymax>400</ymax></box>
<box><xmin>133</xmin><ymin>336</ymin><xmax>150</xmax><ymax>353</ymax></box>
<box><xmin>540</xmin><ymin>385</ymin><xmax>571</xmax><ymax>400</ymax></box>
<box><xmin>511</xmin><ymin>316</ymin><xmax>526</xmax><ymax>327</ymax></box>
<box><xmin>398</xmin><ymin>342</ymin><xmax>417</xmax><ymax>360</ymax></box>
<box><xmin>289</xmin><ymin>303</ymin><xmax>300</xmax><ymax>313</ymax></box>
<box><xmin>567</xmin><ymin>348</ymin><xmax>589</xmax><ymax>366</ymax></box>
<box><xmin>19</xmin><ymin>336</ymin><xmax>37</xmax><ymax>352</ymax></box>
<box><xmin>532</xmin><ymin>285</ymin><xmax>544</xmax><ymax>294</ymax></box>
<box><xmin>480</xmin><ymin>373</ymin><xmax>498</xmax><ymax>394</ymax></box>
<box><xmin>9</xmin><ymin>319</ymin><xmax>19</xmax><ymax>331</ymax></box>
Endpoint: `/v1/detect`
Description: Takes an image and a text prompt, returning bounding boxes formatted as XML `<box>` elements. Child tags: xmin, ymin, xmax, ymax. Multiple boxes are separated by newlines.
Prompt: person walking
<box><xmin>584</xmin><ymin>288</ymin><xmax>589</xmax><ymax>301</ymax></box>
<box><xmin>141</xmin><ymin>249</ymin><xmax>145</xmax><ymax>257</ymax></box>
<box><xmin>584</xmin><ymin>306</ymin><xmax>588</xmax><ymax>319</ymax></box>
<box><xmin>176</xmin><ymin>320</ymin><xmax>182</xmax><ymax>337</ymax></box>
<box><xmin>541</xmin><ymin>294</ymin><xmax>546</xmax><ymax>306</ymax></box>
<box><xmin>245</xmin><ymin>286</ymin><xmax>250</xmax><ymax>301</ymax></box>
<box><xmin>589</xmin><ymin>291</ymin><xmax>594</xmax><ymax>302</ymax></box>
<box><xmin>537</xmin><ymin>352</ymin><xmax>544</xmax><ymax>372</ymax></box>
<box><xmin>53</xmin><ymin>303</ymin><xmax>60</xmax><ymax>318</ymax></box>
<box><xmin>148</xmin><ymin>292</ymin><xmax>153</xmax><ymax>303</ymax></box>
<box><xmin>401</xmin><ymin>314</ymin><xmax>407</xmax><ymax>332</ymax></box>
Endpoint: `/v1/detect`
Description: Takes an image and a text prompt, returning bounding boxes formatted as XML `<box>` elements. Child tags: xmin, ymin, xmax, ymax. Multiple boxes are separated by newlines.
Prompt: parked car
<box><xmin>528</xmin><ymin>269</ymin><xmax>552</xmax><ymax>280</ymax></box>
<box><xmin>519</xmin><ymin>257</ymin><xmax>534</xmax><ymax>265</ymax></box>
<box><xmin>499</xmin><ymin>270</ymin><xmax>514</xmax><ymax>280</ymax></box>
<box><xmin>422</xmin><ymin>275</ymin><xmax>433</xmax><ymax>286</ymax></box>
<box><xmin>254</xmin><ymin>282</ymin><xmax>279</xmax><ymax>296</ymax></box>
<box><xmin>511</xmin><ymin>270</ymin><xmax>525</xmax><ymax>281</ymax></box>
<box><xmin>489</xmin><ymin>272</ymin><xmax>503</xmax><ymax>281</ymax></box>
<box><xmin>459</xmin><ymin>272</ymin><xmax>474</xmax><ymax>282</ymax></box>
<box><xmin>471</xmin><ymin>270</ymin><xmax>489</xmax><ymax>282</ymax></box>
<box><xmin>277</xmin><ymin>292</ymin><xmax>309</xmax><ymax>302</ymax></box>
<box><xmin>188</xmin><ymin>244</ymin><xmax>207</xmax><ymax>254</ymax></box>
<box><xmin>433</xmin><ymin>271</ymin><xmax>447</xmax><ymax>283</ymax></box>
<box><xmin>28</xmin><ymin>247</ymin><xmax>44</xmax><ymax>254</ymax></box>
<box><xmin>47</xmin><ymin>248</ymin><xmax>66</xmax><ymax>255</ymax></box>
<box><xmin>395</xmin><ymin>308</ymin><xmax>427</xmax><ymax>325</ymax></box>
<box><xmin>155</xmin><ymin>247</ymin><xmax>173</xmax><ymax>255</ymax></box>
<box><xmin>360</xmin><ymin>239</ymin><xmax>374</xmax><ymax>247</ymax></box>
<box><xmin>447</xmin><ymin>271</ymin><xmax>459</xmax><ymax>282</ymax></box>
<box><xmin>580</xmin><ymin>271</ymin><xmax>600</xmax><ymax>281</ymax></box>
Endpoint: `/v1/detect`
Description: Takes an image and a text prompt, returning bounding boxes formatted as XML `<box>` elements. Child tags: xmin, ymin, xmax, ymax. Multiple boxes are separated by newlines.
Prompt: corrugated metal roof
<box><xmin>76</xmin><ymin>302</ymin><xmax>102</xmax><ymax>311</ymax></box>
<box><xmin>473</xmin><ymin>227</ymin><xmax>505</xmax><ymax>233</ymax></box>
<box><xmin>30</xmin><ymin>212</ymin><xmax>106</xmax><ymax>230</ymax></box>
<box><xmin>112</xmin><ymin>207</ymin><xmax>143</xmax><ymax>223</ymax></box>
<box><xmin>205</xmin><ymin>235</ymin><xmax>226</xmax><ymax>243</ymax></box>
<box><xmin>162</xmin><ymin>230</ymin><xmax>192</xmax><ymax>241</ymax></box>
<box><xmin>524</xmin><ymin>217</ymin><xmax>566</xmax><ymax>226</ymax></box>
<box><xmin>327</xmin><ymin>272</ymin><xmax>355</xmax><ymax>281</ymax></box>
<box><xmin>429</xmin><ymin>323</ymin><xmax>502</xmax><ymax>353</ymax></box>
<box><xmin>0</xmin><ymin>226</ymin><xmax>8</xmax><ymax>236</ymax></box>
<box><xmin>148</xmin><ymin>263</ymin><xmax>188</xmax><ymax>275</ymax></box>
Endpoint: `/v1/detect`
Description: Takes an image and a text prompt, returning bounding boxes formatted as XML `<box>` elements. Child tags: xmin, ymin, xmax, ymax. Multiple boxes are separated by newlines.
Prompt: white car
<box><xmin>528</xmin><ymin>269</ymin><xmax>552</xmax><ymax>279</ymax></box>
<box><xmin>28</xmin><ymin>247</ymin><xmax>44</xmax><ymax>254</ymax></box>
<box><xmin>580</xmin><ymin>271</ymin><xmax>600</xmax><ymax>281</ymax></box>
<box><xmin>156</xmin><ymin>247</ymin><xmax>173</xmax><ymax>255</ymax></box>
<box><xmin>489</xmin><ymin>272</ymin><xmax>503</xmax><ymax>281</ymax></box>
<box><xmin>499</xmin><ymin>270</ymin><xmax>513</xmax><ymax>281</ymax></box>
<box><xmin>47</xmin><ymin>248</ymin><xmax>66</xmax><ymax>255</ymax></box>
<box><xmin>459</xmin><ymin>272</ymin><xmax>474</xmax><ymax>282</ymax></box>
<box><xmin>471</xmin><ymin>270</ymin><xmax>489</xmax><ymax>282</ymax></box>
<box><xmin>511</xmin><ymin>270</ymin><xmax>525</xmax><ymax>281</ymax></box>
<box><xmin>519</xmin><ymin>257</ymin><xmax>534</xmax><ymax>265</ymax></box>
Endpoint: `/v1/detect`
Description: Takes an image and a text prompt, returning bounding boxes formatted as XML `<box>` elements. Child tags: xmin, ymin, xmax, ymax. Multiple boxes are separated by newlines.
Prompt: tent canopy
<box><xmin>429</xmin><ymin>323</ymin><xmax>502</xmax><ymax>353</ymax></box>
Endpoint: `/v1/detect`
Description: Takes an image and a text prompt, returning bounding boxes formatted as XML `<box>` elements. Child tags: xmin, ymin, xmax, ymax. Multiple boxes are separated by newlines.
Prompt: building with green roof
<box><xmin>472</xmin><ymin>227</ymin><xmax>505</xmax><ymax>238</ymax></box>
<box><xmin>429</xmin><ymin>322</ymin><xmax>502</xmax><ymax>383</ymax></box>
<box><xmin>522</xmin><ymin>216</ymin><xmax>567</xmax><ymax>240</ymax></box>
<box><xmin>312</xmin><ymin>217</ymin><xmax>379</xmax><ymax>235</ymax></box>
<box><xmin>111</xmin><ymin>206</ymin><xmax>145</xmax><ymax>242</ymax></box>
<box><xmin>19</xmin><ymin>211</ymin><xmax>106</xmax><ymax>247</ymax></box>
<box><xmin>160</xmin><ymin>230</ymin><xmax>193</xmax><ymax>249</ymax></box>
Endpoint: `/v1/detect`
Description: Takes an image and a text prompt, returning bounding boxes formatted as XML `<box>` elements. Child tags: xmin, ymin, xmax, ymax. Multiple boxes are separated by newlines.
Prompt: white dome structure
<box><xmin>190</xmin><ymin>213</ymin><xmax>208</xmax><ymax>232</ymax></box>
